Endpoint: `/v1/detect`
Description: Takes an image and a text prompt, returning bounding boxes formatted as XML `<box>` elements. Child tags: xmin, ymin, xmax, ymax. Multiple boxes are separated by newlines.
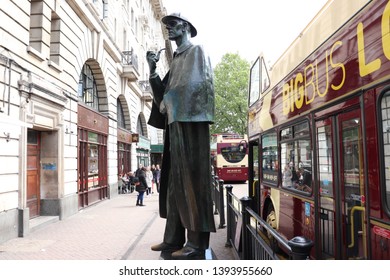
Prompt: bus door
<box><xmin>316</xmin><ymin>109</ymin><xmax>367</xmax><ymax>259</ymax></box>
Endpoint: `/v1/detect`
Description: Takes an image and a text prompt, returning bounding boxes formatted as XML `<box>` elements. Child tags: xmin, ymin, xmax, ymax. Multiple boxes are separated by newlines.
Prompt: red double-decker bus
<box><xmin>211</xmin><ymin>133</ymin><xmax>248</xmax><ymax>182</ymax></box>
<box><xmin>247</xmin><ymin>0</ymin><xmax>390</xmax><ymax>259</ymax></box>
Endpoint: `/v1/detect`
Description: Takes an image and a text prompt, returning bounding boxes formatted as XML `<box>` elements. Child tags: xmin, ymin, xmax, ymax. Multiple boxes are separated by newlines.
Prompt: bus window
<box><xmin>260</xmin><ymin>57</ymin><xmax>270</xmax><ymax>93</ymax></box>
<box><xmin>294</xmin><ymin>122</ymin><xmax>310</xmax><ymax>137</ymax></box>
<box><xmin>380</xmin><ymin>90</ymin><xmax>390</xmax><ymax>212</ymax></box>
<box><xmin>281</xmin><ymin>127</ymin><xmax>292</xmax><ymax>141</ymax></box>
<box><xmin>249</xmin><ymin>58</ymin><xmax>260</xmax><ymax>107</ymax></box>
<box><xmin>221</xmin><ymin>146</ymin><xmax>246</xmax><ymax>163</ymax></box>
<box><xmin>317</xmin><ymin>125</ymin><xmax>334</xmax><ymax>198</ymax></box>
<box><xmin>317</xmin><ymin>123</ymin><xmax>335</xmax><ymax>258</ymax></box>
<box><xmin>280</xmin><ymin>122</ymin><xmax>312</xmax><ymax>194</ymax></box>
<box><xmin>249</xmin><ymin>57</ymin><xmax>270</xmax><ymax>107</ymax></box>
<box><xmin>262</xmin><ymin>132</ymin><xmax>278</xmax><ymax>185</ymax></box>
<box><xmin>210</xmin><ymin>134</ymin><xmax>248</xmax><ymax>182</ymax></box>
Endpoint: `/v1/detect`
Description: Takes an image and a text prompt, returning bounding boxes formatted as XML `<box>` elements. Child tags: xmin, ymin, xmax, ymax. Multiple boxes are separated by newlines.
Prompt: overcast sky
<box><xmin>161</xmin><ymin>0</ymin><xmax>329</xmax><ymax>67</ymax></box>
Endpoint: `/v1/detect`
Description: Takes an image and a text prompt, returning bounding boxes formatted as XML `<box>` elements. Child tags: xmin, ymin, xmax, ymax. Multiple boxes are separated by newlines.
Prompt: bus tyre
<box><xmin>265</xmin><ymin>205</ymin><xmax>279</xmax><ymax>252</ymax></box>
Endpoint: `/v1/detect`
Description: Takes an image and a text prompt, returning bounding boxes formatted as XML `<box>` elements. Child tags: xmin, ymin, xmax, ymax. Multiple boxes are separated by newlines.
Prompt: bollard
<box><xmin>218</xmin><ymin>179</ymin><xmax>225</xmax><ymax>228</ymax></box>
<box><xmin>225</xmin><ymin>185</ymin><xmax>233</xmax><ymax>247</ymax></box>
<box><xmin>213</xmin><ymin>176</ymin><xmax>219</xmax><ymax>215</ymax></box>
<box><xmin>288</xmin><ymin>236</ymin><xmax>314</xmax><ymax>260</ymax></box>
<box><xmin>240</xmin><ymin>196</ymin><xmax>252</xmax><ymax>260</ymax></box>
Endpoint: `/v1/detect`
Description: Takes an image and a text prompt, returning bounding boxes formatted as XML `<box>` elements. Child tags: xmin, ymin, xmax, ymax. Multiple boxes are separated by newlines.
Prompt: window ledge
<box><xmin>26</xmin><ymin>46</ymin><xmax>45</xmax><ymax>61</ymax></box>
<box><xmin>48</xmin><ymin>60</ymin><xmax>63</xmax><ymax>73</ymax></box>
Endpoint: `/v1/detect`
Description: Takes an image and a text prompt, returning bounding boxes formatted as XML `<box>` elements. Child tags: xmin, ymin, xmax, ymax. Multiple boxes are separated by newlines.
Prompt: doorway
<box><xmin>27</xmin><ymin>129</ymin><xmax>41</xmax><ymax>219</ymax></box>
<box><xmin>316</xmin><ymin>108</ymin><xmax>367</xmax><ymax>259</ymax></box>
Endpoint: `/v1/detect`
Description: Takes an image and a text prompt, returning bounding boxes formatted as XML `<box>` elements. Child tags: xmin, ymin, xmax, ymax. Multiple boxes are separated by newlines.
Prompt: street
<box><xmin>0</xmin><ymin>182</ymin><xmax>248</xmax><ymax>260</ymax></box>
<box><xmin>226</xmin><ymin>182</ymin><xmax>249</xmax><ymax>199</ymax></box>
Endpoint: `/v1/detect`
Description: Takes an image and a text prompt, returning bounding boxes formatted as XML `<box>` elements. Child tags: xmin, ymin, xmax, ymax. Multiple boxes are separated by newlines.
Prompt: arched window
<box><xmin>137</xmin><ymin>115</ymin><xmax>145</xmax><ymax>136</ymax></box>
<box><xmin>78</xmin><ymin>64</ymin><xmax>99</xmax><ymax>110</ymax></box>
<box><xmin>117</xmin><ymin>99</ymin><xmax>125</xmax><ymax>129</ymax></box>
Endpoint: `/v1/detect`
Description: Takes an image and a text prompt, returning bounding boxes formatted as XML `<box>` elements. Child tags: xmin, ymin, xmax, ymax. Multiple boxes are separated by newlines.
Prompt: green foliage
<box><xmin>211</xmin><ymin>53</ymin><xmax>250</xmax><ymax>136</ymax></box>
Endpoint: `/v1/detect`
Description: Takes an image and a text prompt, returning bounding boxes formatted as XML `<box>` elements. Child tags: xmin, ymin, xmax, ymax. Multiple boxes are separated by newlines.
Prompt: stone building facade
<box><xmin>0</xmin><ymin>0</ymin><xmax>171</xmax><ymax>243</ymax></box>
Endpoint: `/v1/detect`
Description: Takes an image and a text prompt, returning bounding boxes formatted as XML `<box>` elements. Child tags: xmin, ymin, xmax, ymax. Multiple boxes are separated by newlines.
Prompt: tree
<box><xmin>211</xmin><ymin>53</ymin><xmax>250</xmax><ymax>136</ymax></box>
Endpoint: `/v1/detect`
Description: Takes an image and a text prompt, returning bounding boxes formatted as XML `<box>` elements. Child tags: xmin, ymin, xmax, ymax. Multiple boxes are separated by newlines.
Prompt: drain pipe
<box><xmin>1</xmin><ymin>55</ymin><xmax>7</xmax><ymax>112</ymax></box>
<box><xmin>7</xmin><ymin>58</ymin><xmax>12</xmax><ymax>115</ymax></box>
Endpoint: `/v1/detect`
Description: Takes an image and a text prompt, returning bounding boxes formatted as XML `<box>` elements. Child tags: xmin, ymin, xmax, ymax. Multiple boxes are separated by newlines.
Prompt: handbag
<box><xmin>135</xmin><ymin>184</ymin><xmax>143</xmax><ymax>192</ymax></box>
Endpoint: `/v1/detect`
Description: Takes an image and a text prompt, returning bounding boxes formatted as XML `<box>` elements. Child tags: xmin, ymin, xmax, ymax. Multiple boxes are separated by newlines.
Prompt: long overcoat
<box><xmin>147</xmin><ymin>42</ymin><xmax>215</xmax><ymax>232</ymax></box>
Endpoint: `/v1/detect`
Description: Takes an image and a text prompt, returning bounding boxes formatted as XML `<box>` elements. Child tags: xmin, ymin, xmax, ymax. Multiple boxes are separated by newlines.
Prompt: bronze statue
<box><xmin>146</xmin><ymin>12</ymin><xmax>215</xmax><ymax>259</ymax></box>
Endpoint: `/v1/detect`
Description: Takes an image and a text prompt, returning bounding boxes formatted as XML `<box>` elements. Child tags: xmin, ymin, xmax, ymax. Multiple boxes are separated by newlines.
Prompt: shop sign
<box><xmin>137</xmin><ymin>135</ymin><xmax>150</xmax><ymax>150</ymax></box>
<box><xmin>132</xmin><ymin>133</ymin><xmax>139</xmax><ymax>143</ymax></box>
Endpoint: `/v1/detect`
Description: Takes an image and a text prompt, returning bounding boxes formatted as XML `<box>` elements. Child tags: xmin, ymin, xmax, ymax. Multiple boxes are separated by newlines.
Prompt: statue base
<box><xmin>160</xmin><ymin>248</ymin><xmax>216</xmax><ymax>260</ymax></box>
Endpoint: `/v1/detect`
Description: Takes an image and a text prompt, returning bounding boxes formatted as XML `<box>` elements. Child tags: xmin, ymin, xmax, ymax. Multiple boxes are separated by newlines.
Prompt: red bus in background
<box><xmin>247</xmin><ymin>0</ymin><xmax>390</xmax><ymax>259</ymax></box>
<box><xmin>211</xmin><ymin>133</ymin><xmax>248</xmax><ymax>182</ymax></box>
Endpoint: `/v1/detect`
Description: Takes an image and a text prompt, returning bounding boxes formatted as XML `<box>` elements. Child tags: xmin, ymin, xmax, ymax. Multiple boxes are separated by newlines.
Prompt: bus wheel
<box><xmin>265</xmin><ymin>205</ymin><xmax>279</xmax><ymax>251</ymax></box>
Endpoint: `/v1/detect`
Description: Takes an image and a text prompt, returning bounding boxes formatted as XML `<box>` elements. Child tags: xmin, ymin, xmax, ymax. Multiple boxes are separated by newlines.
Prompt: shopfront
<box><xmin>117</xmin><ymin>129</ymin><xmax>139</xmax><ymax>175</ymax></box>
<box><xmin>136</xmin><ymin>135</ymin><xmax>151</xmax><ymax>167</ymax></box>
<box><xmin>150</xmin><ymin>144</ymin><xmax>163</xmax><ymax>166</ymax></box>
<box><xmin>77</xmin><ymin>104</ymin><xmax>108</xmax><ymax>208</ymax></box>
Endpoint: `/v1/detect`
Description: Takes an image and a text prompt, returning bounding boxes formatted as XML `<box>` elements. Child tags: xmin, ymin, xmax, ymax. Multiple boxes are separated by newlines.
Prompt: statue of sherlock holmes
<box><xmin>146</xmin><ymin>12</ymin><xmax>216</xmax><ymax>260</ymax></box>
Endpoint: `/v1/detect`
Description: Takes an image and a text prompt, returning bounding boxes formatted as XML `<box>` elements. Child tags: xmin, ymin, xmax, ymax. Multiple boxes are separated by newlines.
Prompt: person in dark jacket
<box><xmin>153</xmin><ymin>164</ymin><xmax>161</xmax><ymax>193</ymax></box>
<box><xmin>135</xmin><ymin>167</ymin><xmax>148</xmax><ymax>206</ymax></box>
<box><xmin>146</xmin><ymin>12</ymin><xmax>215</xmax><ymax>259</ymax></box>
<box><xmin>127</xmin><ymin>171</ymin><xmax>136</xmax><ymax>193</ymax></box>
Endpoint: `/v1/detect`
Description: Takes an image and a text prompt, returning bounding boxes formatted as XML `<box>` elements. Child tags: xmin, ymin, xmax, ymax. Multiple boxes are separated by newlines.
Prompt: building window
<box><xmin>78</xmin><ymin>128</ymin><xmax>108</xmax><ymax>209</ymax></box>
<box><xmin>123</xmin><ymin>28</ymin><xmax>127</xmax><ymax>50</ymax></box>
<box><xmin>135</xmin><ymin>18</ymin><xmax>138</xmax><ymax>37</ymax></box>
<box><xmin>50</xmin><ymin>11</ymin><xmax>61</xmax><ymax>64</ymax></box>
<box><xmin>29</xmin><ymin>0</ymin><xmax>45</xmax><ymax>52</ymax></box>
<box><xmin>103</xmin><ymin>0</ymin><xmax>108</xmax><ymax>19</ymax></box>
<box><xmin>88</xmin><ymin>145</ymin><xmax>99</xmax><ymax>188</ymax></box>
<box><xmin>118</xmin><ymin>142</ymin><xmax>131</xmax><ymax>175</ymax></box>
<box><xmin>78</xmin><ymin>64</ymin><xmax>99</xmax><ymax>110</ymax></box>
<box><xmin>78</xmin><ymin>129</ymin><xmax>107</xmax><ymax>192</ymax></box>
<box><xmin>137</xmin><ymin>115</ymin><xmax>145</xmax><ymax>136</ymax></box>
<box><xmin>117</xmin><ymin>100</ymin><xmax>125</xmax><ymax>129</ymax></box>
<box><xmin>131</xmin><ymin>9</ymin><xmax>134</xmax><ymax>30</ymax></box>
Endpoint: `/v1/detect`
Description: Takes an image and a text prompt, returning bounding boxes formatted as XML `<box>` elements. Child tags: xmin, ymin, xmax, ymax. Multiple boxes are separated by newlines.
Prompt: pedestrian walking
<box><xmin>153</xmin><ymin>164</ymin><xmax>161</xmax><ymax>193</ymax></box>
<box><xmin>145</xmin><ymin>166</ymin><xmax>153</xmax><ymax>196</ymax></box>
<box><xmin>135</xmin><ymin>167</ymin><xmax>148</xmax><ymax>206</ymax></box>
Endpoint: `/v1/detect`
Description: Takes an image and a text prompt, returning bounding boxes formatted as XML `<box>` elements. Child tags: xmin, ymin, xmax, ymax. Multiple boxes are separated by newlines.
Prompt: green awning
<box><xmin>151</xmin><ymin>144</ymin><xmax>164</xmax><ymax>153</ymax></box>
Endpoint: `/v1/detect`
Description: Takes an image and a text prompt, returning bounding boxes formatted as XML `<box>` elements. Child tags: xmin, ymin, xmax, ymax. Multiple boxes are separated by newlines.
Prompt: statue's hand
<box><xmin>159</xmin><ymin>101</ymin><xmax>167</xmax><ymax>114</ymax></box>
<box><xmin>146</xmin><ymin>51</ymin><xmax>157</xmax><ymax>74</ymax></box>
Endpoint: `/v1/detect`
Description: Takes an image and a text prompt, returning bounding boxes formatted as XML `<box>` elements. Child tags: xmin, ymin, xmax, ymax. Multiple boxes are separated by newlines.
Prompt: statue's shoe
<box><xmin>171</xmin><ymin>246</ymin><xmax>205</xmax><ymax>260</ymax></box>
<box><xmin>151</xmin><ymin>242</ymin><xmax>182</xmax><ymax>252</ymax></box>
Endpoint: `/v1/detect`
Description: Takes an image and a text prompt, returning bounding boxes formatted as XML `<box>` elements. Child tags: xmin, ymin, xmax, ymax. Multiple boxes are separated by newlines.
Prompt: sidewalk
<box><xmin>0</xmin><ymin>191</ymin><xmax>236</xmax><ymax>260</ymax></box>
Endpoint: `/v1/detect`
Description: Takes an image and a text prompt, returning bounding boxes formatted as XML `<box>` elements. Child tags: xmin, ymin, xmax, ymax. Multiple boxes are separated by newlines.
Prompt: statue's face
<box><xmin>165</xmin><ymin>19</ymin><xmax>187</xmax><ymax>40</ymax></box>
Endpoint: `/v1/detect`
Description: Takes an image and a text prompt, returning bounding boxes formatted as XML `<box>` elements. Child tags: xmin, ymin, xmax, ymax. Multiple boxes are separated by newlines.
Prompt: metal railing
<box><xmin>220</xmin><ymin>184</ymin><xmax>313</xmax><ymax>260</ymax></box>
<box><xmin>122</xmin><ymin>50</ymin><xmax>139</xmax><ymax>71</ymax></box>
<box><xmin>138</xmin><ymin>80</ymin><xmax>151</xmax><ymax>92</ymax></box>
<box><xmin>211</xmin><ymin>176</ymin><xmax>225</xmax><ymax>229</ymax></box>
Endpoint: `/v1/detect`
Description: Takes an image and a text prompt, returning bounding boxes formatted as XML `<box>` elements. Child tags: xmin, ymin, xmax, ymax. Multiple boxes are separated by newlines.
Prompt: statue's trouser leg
<box><xmin>163</xmin><ymin>122</ymin><xmax>214</xmax><ymax>250</ymax></box>
<box><xmin>163</xmin><ymin>175</ymin><xmax>185</xmax><ymax>247</ymax></box>
<box><xmin>186</xmin><ymin>231</ymin><xmax>210</xmax><ymax>250</ymax></box>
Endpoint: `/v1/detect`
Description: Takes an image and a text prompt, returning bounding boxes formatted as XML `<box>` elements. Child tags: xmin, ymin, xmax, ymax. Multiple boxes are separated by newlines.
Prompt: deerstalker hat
<box><xmin>161</xmin><ymin>13</ymin><xmax>197</xmax><ymax>37</ymax></box>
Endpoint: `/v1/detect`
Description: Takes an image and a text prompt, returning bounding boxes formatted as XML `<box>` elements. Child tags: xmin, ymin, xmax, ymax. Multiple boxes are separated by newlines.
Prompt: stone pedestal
<box><xmin>160</xmin><ymin>248</ymin><xmax>216</xmax><ymax>260</ymax></box>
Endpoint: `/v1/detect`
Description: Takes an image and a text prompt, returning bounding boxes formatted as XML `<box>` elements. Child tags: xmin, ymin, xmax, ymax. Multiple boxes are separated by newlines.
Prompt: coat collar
<box><xmin>174</xmin><ymin>41</ymin><xmax>193</xmax><ymax>57</ymax></box>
